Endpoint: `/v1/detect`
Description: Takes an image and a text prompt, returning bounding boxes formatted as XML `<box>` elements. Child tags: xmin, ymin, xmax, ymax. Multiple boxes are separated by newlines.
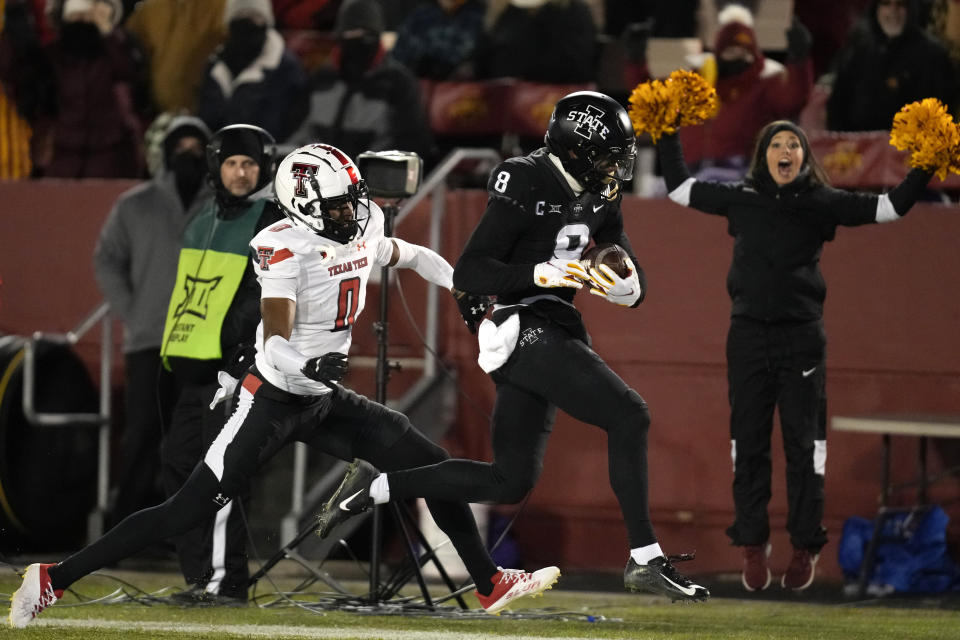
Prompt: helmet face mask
<box><xmin>545</xmin><ymin>91</ymin><xmax>637</xmax><ymax>194</ymax></box>
<box><xmin>274</xmin><ymin>144</ymin><xmax>370</xmax><ymax>244</ymax></box>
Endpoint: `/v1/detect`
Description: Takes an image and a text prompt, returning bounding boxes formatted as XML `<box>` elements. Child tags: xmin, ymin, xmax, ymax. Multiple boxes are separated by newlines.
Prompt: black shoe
<box><xmin>169</xmin><ymin>585</ymin><xmax>247</xmax><ymax>607</ymax></box>
<box><xmin>624</xmin><ymin>555</ymin><xmax>710</xmax><ymax>602</ymax></box>
<box><xmin>315</xmin><ymin>458</ymin><xmax>377</xmax><ymax>539</ymax></box>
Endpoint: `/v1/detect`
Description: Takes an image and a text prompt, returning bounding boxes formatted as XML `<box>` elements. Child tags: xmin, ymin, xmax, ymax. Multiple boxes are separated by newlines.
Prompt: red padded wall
<box><xmin>2</xmin><ymin>181</ymin><xmax>958</xmax><ymax>580</ymax></box>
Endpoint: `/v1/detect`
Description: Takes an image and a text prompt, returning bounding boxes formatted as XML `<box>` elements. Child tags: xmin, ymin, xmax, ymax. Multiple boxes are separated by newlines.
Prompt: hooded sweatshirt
<box><xmin>93</xmin><ymin>115</ymin><xmax>213</xmax><ymax>352</ymax></box>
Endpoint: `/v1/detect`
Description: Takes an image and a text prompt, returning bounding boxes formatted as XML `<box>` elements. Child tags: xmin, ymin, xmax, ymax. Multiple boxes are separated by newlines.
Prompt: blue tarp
<box><xmin>838</xmin><ymin>505</ymin><xmax>960</xmax><ymax>593</ymax></box>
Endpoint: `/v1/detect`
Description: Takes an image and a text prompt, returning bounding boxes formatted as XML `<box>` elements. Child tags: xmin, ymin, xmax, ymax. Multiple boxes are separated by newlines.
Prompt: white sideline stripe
<box><xmin>36</xmin><ymin>618</ymin><xmax>608</xmax><ymax>640</ymax></box>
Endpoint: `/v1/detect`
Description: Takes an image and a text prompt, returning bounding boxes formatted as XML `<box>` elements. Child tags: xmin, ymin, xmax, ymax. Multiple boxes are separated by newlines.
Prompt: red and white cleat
<box><xmin>7</xmin><ymin>563</ymin><xmax>63</xmax><ymax>628</ymax></box>
<box><xmin>475</xmin><ymin>566</ymin><xmax>561</xmax><ymax>615</ymax></box>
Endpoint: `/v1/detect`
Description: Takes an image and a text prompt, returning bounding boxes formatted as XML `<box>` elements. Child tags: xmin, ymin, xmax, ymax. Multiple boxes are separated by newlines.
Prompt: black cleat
<box><xmin>315</xmin><ymin>458</ymin><xmax>377</xmax><ymax>538</ymax></box>
<box><xmin>168</xmin><ymin>585</ymin><xmax>247</xmax><ymax>607</ymax></box>
<box><xmin>624</xmin><ymin>555</ymin><xmax>710</xmax><ymax>602</ymax></box>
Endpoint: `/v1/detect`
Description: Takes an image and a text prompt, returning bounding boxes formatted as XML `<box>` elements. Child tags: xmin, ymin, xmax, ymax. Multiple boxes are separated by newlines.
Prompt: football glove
<box><xmin>452</xmin><ymin>288</ymin><xmax>493</xmax><ymax>334</ymax></box>
<box><xmin>588</xmin><ymin>262</ymin><xmax>642</xmax><ymax>306</ymax></box>
<box><xmin>533</xmin><ymin>258</ymin><xmax>589</xmax><ymax>289</ymax></box>
<box><xmin>301</xmin><ymin>352</ymin><xmax>348</xmax><ymax>386</ymax></box>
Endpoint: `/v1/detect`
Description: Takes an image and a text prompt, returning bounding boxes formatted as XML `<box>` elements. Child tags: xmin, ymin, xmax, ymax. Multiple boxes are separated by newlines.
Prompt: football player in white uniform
<box><xmin>8</xmin><ymin>144</ymin><xmax>559</xmax><ymax>629</ymax></box>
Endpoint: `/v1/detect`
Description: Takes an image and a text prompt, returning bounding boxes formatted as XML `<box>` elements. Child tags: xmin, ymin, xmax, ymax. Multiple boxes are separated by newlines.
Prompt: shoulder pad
<box><xmin>486</xmin><ymin>158</ymin><xmax>538</xmax><ymax>211</ymax></box>
<box><xmin>360</xmin><ymin>200</ymin><xmax>386</xmax><ymax>242</ymax></box>
<box><xmin>250</xmin><ymin>223</ymin><xmax>316</xmax><ymax>257</ymax></box>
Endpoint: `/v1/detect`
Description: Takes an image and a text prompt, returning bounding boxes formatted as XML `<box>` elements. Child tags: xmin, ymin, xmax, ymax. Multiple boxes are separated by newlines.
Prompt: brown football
<box><xmin>581</xmin><ymin>243</ymin><xmax>631</xmax><ymax>279</ymax></box>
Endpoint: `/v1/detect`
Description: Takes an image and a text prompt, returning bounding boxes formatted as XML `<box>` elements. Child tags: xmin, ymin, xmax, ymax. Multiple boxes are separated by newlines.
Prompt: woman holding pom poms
<box><xmin>633</xmin><ymin>72</ymin><xmax>953</xmax><ymax>593</ymax></box>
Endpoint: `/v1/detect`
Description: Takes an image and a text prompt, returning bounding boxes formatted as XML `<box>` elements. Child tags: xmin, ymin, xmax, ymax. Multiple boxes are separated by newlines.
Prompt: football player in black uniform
<box><xmin>317</xmin><ymin>91</ymin><xmax>710</xmax><ymax>602</ymax></box>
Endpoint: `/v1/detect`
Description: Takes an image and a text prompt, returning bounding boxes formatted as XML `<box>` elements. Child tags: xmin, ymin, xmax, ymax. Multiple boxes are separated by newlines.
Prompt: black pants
<box><xmin>111</xmin><ymin>349</ymin><xmax>175</xmax><ymax>522</ymax></box>
<box><xmin>725</xmin><ymin>317</ymin><xmax>828</xmax><ymax>552</ymax></box>
<box><xmin>162</xmin><ymin>382</ymin><xmax>250</xmax><ymax>599</ymax></box>
<box><xmin>389</xmin><ymin>310</ymin><xmax>656</xmax><ymax>548</ymax></box>
<box><xmin>50</xmin><ymin>370</ymin><xmax>495</xmax><ymax>592</ymax></box>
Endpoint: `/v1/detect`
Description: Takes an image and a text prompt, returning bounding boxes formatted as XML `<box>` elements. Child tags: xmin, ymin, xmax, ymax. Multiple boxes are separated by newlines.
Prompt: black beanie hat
<box><xmin>219</xmin><ymin>128</ymin><xmax>264</xmax><ymax>163</ymax></box>
<box><xmin>337</xmin><ymin>0</ymin><xmax>384</xmax><ymax>35</ymax></box>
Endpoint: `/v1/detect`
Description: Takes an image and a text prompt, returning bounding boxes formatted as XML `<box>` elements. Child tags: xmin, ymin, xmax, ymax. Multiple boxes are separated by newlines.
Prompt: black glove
<box><xmin>452</xmin><ymin>289</ymin><xmax>493</xmax><ymax>334</ymax></box>
<box><xmin>301</xmin><ymin>352</ymin><xmax>348</xmax><ymax>386</ymax></box>
<box><xmin>786</xmin><ymin>18</ymin><xmax>812</xmax><ymax>63</ymax></box>
<box><xmin>223</xmin><ymin>343</ymin><xmax>256</xmax><ymax>379</ymax></box>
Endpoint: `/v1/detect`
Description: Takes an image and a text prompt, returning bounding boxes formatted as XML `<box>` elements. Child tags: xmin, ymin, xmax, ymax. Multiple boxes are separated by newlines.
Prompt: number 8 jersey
<box><xmin>249</xmin><ymin>200</ymin><xmax>391</xmax><ymax>395</ymax></box>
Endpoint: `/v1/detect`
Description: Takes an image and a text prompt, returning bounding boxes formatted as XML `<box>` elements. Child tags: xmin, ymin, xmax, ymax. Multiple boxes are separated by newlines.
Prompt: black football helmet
<box><xmin>544</xmin><ymin>91</ymin><xmax>637</xmax><ymax>195</ymax></box>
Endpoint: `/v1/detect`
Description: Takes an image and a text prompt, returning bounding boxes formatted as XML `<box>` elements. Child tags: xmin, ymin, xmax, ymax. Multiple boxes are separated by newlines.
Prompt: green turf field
<box><xmin>0</xmin><ymin>565</ymin><xmax>956</xmax><ymax>639</ymax></box>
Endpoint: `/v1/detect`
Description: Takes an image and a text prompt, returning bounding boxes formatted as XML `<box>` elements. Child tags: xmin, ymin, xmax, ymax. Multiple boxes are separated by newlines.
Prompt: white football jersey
<box><xmin>250</xmin><ymin>201</ymin><xmax>393</xmax><ymax>395</ymax></box>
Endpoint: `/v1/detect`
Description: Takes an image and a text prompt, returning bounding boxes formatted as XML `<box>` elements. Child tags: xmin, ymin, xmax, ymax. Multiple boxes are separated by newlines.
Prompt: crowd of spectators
<box><xmin>1</xmin><ymin>0</ymin><xmax>958</xmax><ymax>180</ymax></box>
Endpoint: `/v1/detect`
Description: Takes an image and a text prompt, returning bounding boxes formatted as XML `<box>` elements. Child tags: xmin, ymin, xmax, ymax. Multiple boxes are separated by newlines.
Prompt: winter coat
<box><xmin>93</xmin><ymin>115</ymin><xmax>213</xmax><ymax>352</ymax></box>
<box><xmin>197</xmin><ymin>29</ymin><xmax>308</xmax><ymax>142</ymax></box>
<box><xmin>125</xmin><ymin>0</ymin><xmax>227</xmax><ymax>112</ymax></box>
<box><xmin>827</xmin><ymin>0</ymin><xmax>959</xmax><ymax>131</ymax></box>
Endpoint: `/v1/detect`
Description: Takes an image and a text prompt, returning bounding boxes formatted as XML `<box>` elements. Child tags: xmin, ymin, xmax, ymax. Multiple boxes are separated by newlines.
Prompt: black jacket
<box><xmin>827</xmin><ymin>0</ymin><xmax>959</xmax><ymax>131</ymax></box>
<box><xmin>658</xmin><ymin>133</ymin><xmax>930</xmax><ymax>323</ymax></box>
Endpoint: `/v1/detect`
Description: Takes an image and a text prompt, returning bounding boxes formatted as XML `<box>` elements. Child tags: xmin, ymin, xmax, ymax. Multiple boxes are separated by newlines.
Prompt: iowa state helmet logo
<box><xmin>566</xmin><ymin>105</ymin><xmax>610</xmax><ymax>141</ymax></box>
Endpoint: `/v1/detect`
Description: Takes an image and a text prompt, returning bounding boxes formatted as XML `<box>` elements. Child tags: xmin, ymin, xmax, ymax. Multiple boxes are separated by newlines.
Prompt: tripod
<box><xmin>249</xmin><ymin>200</ymin><xmax>468</xmax><ymax>610</ymax></box>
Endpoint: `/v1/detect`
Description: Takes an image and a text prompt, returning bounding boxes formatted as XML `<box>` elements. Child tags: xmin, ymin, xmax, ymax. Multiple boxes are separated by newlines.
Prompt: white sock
<box><xmin>630</xmin><ymin>542</ymin><xmax>664</xmax><ymax>566</ymax></box>
<box><xmin>369</xmin><ymin>473</ymin><xmax>390</xmax><ymax>504</ymax></box>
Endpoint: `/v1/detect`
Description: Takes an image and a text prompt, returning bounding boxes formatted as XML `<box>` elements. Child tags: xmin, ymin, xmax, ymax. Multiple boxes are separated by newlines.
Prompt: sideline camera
<box><xmin>356</xmin><ymin>150</ymin><xmax>422</xmax><ymax>199</ymax></box>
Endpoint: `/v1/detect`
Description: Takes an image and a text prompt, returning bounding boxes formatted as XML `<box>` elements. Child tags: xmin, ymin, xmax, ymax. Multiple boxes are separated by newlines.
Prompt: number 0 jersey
<box><xmin>249</xmin><ymin>201</ymin><xmax>392</xmax><ymax>395</ymax></box>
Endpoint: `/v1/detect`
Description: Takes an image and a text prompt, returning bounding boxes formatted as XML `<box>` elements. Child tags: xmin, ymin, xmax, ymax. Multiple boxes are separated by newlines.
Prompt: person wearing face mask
<box><xmin>158</xmin><ymin>124</ymin><xmax>284</xmax><ymax>605</ymax></box>
<box><xmin>471</xmin><ymin>0</ymin><xmax>597</xmax><ymax>83</ymax></box>
<box><xmin>43</xmin><ymin>0</ymin><xmax>150</xmax><ymax>177</ymax></box>
<box><xmin>197</xmin><ymin>0</ymin><xmax>308</xmax><ymax>142</ymax></box>
<box><xmin>678</xmin><ymin>5</ymin><xmax>813</xmax><ymax>181</ymax></box>
<box><xmin>286</xmin><ymin>0</ymin><xmax>433</xmax><ymax>164</ymax></box>
<box><xmin>827</xmin><ymin>0</ymin><xmax>959</xmax><ymax>132</ymax></box>
<box><xmin>655</xmin><ymin>118</ymin><xmax>934</xmax><ymax>592</ymax></box>
<box><xmin>93</xmin><ymin>115</ymin><xmax>213</xmax><ymax>526</ymax></box>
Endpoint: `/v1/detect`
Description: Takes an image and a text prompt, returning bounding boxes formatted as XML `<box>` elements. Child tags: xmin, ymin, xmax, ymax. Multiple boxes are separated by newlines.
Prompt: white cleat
<box><xmin>475</xmin><ymin>566</ymin><xmax>561</xmax><ymax>614</ymax></box>
<box><xmin>8</xmin><ymin>563</ymin><xmax>63</xmax><ymax>628</ymax></box>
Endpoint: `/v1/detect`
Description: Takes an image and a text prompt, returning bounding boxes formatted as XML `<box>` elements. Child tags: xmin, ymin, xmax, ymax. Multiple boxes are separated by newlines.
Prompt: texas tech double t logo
<box><xmin>290</xmin><ymin>162</ymin><xmax>319</xmax><ymax>197</ymax></box>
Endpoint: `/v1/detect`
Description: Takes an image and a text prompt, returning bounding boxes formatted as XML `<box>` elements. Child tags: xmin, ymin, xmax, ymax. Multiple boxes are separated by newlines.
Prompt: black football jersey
<box><xmin>453</xmin><ymin>148</ymin><xmax>643</xmax><ymax>306</ymax></box>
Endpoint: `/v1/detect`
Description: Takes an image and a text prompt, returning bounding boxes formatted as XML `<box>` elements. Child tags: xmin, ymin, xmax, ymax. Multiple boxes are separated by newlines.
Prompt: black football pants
<box><xmin>725</xmin><ymin>317</ymin><xmax>828</xmax><ymax>552</ymax></box>
<box><xmin>388</xmin><ymin>310</ymin><xmax>657</xmax><ymax>548</ymax></box>
<box><xmin>49</xmin><ymin>370</ymin><xmax>496</xmax><ymax>592</ymax></box>
<box><xmin>162</xmin><ymin>382</ymin><xmax>251</xmax><ymax>600</ymax></box>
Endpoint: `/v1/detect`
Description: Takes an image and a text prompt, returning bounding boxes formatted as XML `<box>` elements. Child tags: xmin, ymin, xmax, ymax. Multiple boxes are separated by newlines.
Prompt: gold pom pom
<box><xmin>628</xmin><ymin>70</ymin><xmax>718</xmax><ymax>143</ymax></box>
<box><xmin>628</xmin><ymin>79</ymin><xmax>678</xmax><ymax>143</ymax></box>
<box><xmin>889</xmin><ymin>98</ymin><xmax>960</xmax><ymax>180</ymax></box>
<box><xmin>666</xmin><ymin>69</ymin><xmax>719</xmax><ymax>127</ymax></box>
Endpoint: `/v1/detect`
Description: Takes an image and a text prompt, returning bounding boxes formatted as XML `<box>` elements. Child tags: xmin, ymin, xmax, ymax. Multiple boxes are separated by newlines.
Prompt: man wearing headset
<box><xmin>158</xmin><ymin>124</ymin><xmax>283</xmax><ymax>605</ymax></box>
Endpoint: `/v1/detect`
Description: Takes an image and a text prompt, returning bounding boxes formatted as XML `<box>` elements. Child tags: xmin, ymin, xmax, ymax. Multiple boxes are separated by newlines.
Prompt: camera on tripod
<box><xmin>356</xmin><ymin>150</ymin><xmax>422</xmax><ymax>199</ymax></box>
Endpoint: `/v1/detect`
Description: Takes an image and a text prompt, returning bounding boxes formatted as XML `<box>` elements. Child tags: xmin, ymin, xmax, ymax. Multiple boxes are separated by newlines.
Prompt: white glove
<box><xmin>588</xmin><ymin>262</ymin><xmax>642</xmax><ymax>306</ymax></box>
<box><xmin>533</xmin><ymin>258</ymin><xmax>589</xmax><ymax>289</ymax></box>
<box><xmin>209</xmin><ymin>371</ymin><xmax>239</xmax><ymax>410</ymax></box>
